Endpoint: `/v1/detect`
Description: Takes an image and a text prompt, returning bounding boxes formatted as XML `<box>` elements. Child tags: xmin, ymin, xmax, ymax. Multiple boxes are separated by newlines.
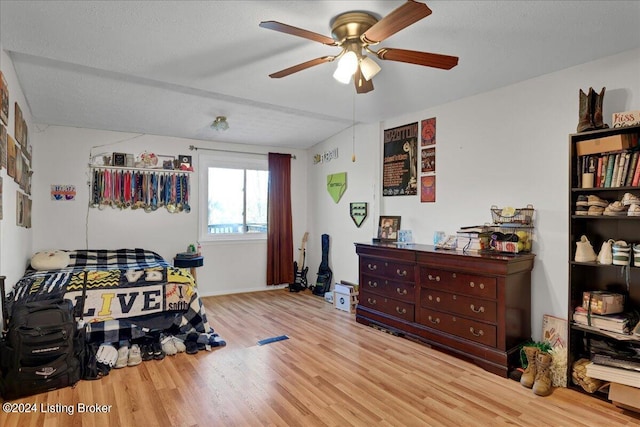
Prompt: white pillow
<box><xmin>31</xmin><ymin>250</ymin><xmax>71</xmax><ymax>271</ymax></box>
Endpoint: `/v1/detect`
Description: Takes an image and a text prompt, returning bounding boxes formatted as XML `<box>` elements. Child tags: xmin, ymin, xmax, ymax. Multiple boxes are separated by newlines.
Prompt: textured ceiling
<box><xmin>1</xmin><ymin>1</ymin><xmax>639</xmax><ymax>149</ymax></box>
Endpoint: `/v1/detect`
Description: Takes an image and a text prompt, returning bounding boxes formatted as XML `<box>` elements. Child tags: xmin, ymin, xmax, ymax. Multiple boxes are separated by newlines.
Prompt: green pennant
<box><xmin>327</xmin><ymin>172</ymin><xmax>347</xmax><ymax>203</ymax></box>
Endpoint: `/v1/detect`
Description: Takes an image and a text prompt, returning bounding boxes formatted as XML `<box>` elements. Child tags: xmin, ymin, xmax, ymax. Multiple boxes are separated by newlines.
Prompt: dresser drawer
<box><xmin>420</xmin><ymin>289</ymin><xmax>497</xmax><ymax>323</ymax></box>
<box><xmin>360</xmin><ymin>257</ymin><xmax>415</xmax><ymax>282</ymax></box>
<box><xmin>360</xmin><ymin>291</ymin><xmax>415</xmax><ymax>322</ymax></box>
<box><xmin>361</xmin><ymin>274</ymin><xmax>415</xmax><ymax>303</ymax></box>
<box><xmin>418</xmin><ymin>307</ymin><xmax>497</xmax><ymax>347</ymax></box>
<box><xmin>420</xmin><ymin>267</ymin><xmax>497</xmax><ymax>299</ymax></box>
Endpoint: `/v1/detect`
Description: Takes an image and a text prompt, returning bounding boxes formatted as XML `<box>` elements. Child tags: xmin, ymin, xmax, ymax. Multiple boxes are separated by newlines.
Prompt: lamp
<box><xmin>211</xmin><ymin>116</ymin><xmax>229</xmax><ymax>131</ymax></box>
<box><xmin>360</xmin><ymin>56</ymin><xmax>381</xmax><ymax>81</ymax></box>
<box><xmin>333</xmin><ymin>51</ymin><xmax>358</xmax><ymax>84</ymax></box>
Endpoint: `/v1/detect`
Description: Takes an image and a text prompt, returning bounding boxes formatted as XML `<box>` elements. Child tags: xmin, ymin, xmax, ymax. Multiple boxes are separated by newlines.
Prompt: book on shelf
<box><xmin>633</xmin><ymin>157</ymin><xmax>640</xmax><ymax>186</ymax></box>
<box><xmin>586</xmin><ymin>362</ymin><xmax>640</xmax><ymax>388</ymax></box>
<box><xmin>611</xmin><ymin>153</ymin><xmax>621</xmax><ymax>187</ymax></box>
<box><xmin>599</xmin><ymin>154</ymin><xmax>608</xmax><ymax>187</ymax></box>
<box><xmin>595</xmin><ymin>156</ymin><xmax>603</xmax><ymax>188</ymax></box>
<box><xmin>591</xmin><ymin>354</ymin><xmax>640</xmax><ymax>372</ymax></box>
<box><xmin>572</xmin><ymin>309</ymin><xmax>632</xmax><ymax>334</ymax></box>
<box><xmin>625</xmin><ymin>151</ymin><xmax>639</xmax><ymax>186</ymax></box>
<box><xmin>604</xmin><ymin>153</ymin><xmax>616</xmax><ymax>187</ymax></box>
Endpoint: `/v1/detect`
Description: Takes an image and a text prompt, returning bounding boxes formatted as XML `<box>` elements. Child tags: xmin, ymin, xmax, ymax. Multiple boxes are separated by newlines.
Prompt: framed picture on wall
<box><xmin>112</xmin><ymin>152</ymin><xmax>127</xmax><ymax>167</ymax></box>
<box><xmin>0</xmin><ymin>71</ymin><xmax>8</xmax><ymax>126</ymax></box>
<box><xmin>378</xmin><ymin>216</ymin><xmax>401</xmax><ymax>242</ymax></box>
<box><xmin>0</xmin><ymin>124</ymin><xmax>6</xmax><ymax>169</ymax></box>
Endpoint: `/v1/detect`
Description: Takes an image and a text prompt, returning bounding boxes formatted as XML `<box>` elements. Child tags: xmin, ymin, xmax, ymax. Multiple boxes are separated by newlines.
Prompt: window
<box><xmin>199</xmin><ymin>153</ymin><xmax>269</xmax><ymax>241</ymax></box>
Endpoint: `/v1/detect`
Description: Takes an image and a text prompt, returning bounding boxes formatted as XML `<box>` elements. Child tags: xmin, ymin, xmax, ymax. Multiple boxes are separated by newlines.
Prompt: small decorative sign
<box><xmin>327</xmin><ymin>172</ymin><xmax>346</xmax><ymax>203</ymax></box>
<box><xmin>612</xmin><ymin>110</ymin><xmax>640</xmax><ymax>128</ymax></box>
<box><xmin>51</xmin><ymin>185</ymin><xmax>76</xmax><ymax>201</ymax></box>
<box><xmin>314</xmin><ymin>147</ymin><xmax>339</xmax><ymax>164</ymax></box>
<box><xmin>350</xmin><ymin>202</ymin><xmax>368</xmax><ymax>227</ymax></box>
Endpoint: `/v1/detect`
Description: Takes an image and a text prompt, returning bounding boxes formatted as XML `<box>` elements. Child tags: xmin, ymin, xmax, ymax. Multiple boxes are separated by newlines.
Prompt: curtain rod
<box><xmin>189</xmin><ymin>145</ymin><xmax>296</xmax><ymax>159</ymax></box>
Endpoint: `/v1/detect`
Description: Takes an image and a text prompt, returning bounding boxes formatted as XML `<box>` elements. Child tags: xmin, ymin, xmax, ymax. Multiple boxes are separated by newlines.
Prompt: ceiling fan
<box><xmin>259</xmin><ymin>0</ymin><xmax>458</xmax><ymax>94</ymax></box>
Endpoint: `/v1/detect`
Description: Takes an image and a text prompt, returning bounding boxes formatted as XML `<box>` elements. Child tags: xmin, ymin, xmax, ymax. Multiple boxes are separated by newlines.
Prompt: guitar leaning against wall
<box><xmin>289</xmin><ymin>232</ymin><xmax>309</xmax><ymax>292</ymax></box>
<box><xmin>312</xmin><ymin>234</ymin><xmax>332</xmax><ymax>297</ymax></box>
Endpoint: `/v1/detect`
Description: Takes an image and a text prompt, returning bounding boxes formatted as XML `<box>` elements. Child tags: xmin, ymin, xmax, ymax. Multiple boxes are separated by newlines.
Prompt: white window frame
<box><xmin>198</xmin><ymin>152</ymin><xmax>268</xmax><ymax>242</ymax></box>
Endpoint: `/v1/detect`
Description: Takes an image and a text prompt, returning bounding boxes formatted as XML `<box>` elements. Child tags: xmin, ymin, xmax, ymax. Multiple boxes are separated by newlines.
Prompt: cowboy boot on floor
<box><xmin>532</xmin><ymin>351</ymin><xmax>553</xmax><ymax>396</ymax></box>
<box><xmin>592</xmin><ymin>87</ymin><xmax>609</xmax><ymax>129</ymax></box>
<box><xmin>520</xmin><ymin>346</ymin><xmax>539</xmax><ymax>388</ymax></box>
<box><xmin>577</xmin><ymin>88</ymin><xmax>595</xmax><ymax>132</ymax></box>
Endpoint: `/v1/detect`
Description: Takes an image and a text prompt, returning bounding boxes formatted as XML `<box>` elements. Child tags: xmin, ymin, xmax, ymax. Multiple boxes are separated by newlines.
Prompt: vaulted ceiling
<box><xmin>1</xmin><ymin>1</ymin><xmax>639</xmax><ymax>149</ymax></box>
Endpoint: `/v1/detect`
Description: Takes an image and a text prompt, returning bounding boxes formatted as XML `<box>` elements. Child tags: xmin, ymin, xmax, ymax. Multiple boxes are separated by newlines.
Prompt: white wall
<box><xmin>31</xmin><ymin>125</ymin><xmax>308</xmax><ymax>296</ymax></box>
<box><xmin>307</xmin><ymin>48</ymin><xmax>640</xmax><ymax>341</ymax></box>
<box><xmin>0</xmin><ymin>46</ymin><xmax>33</xmax><ymax>288</ymax></box>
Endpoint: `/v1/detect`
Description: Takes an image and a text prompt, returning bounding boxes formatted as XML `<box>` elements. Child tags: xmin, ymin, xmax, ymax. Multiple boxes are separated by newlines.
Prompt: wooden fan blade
<box><xmin>354</xmin><ymin>66</ymin><xmax>374</xmax><ymax>94</ymax></box>
<box><xmin>269</xmin><ymin>56</ymin><xmax>334</xmax><ymax>78</ymax></box>
<box><xmin>259</xmin><ymin>21</ymin><xmax>338</xmax><ymax>46</ymax></box>
<box><xmin>362</xmin><ymin>0</ymin><xmax>432</xmax><ymax>44</ymax></box>
<box><xmin>377</xmin><ymin>48</ymin><xmax>458</xmax><ymax>70</ymax></box>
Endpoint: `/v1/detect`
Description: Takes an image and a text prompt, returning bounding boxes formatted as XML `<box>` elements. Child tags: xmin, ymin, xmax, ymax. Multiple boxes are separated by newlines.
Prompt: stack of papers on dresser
<box><xmin>456</xmin><ymin>226</ymin><xmax>490</xmax><ymax>252</ymax></box>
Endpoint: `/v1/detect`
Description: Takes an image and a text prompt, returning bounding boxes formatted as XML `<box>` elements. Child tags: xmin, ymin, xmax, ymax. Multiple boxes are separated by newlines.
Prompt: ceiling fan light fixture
<box><xmin>333</xmin><ymin>50</ymin><xmax>358</xmax><ymax>84</ymax></box>
<box><xmin>211</xmin><ymin>116</ymin><xmax>229</xmax><ymax>131</ymax></box>
<box><xmin>360</xmin><ymin>56</ymin><xmax>381</xmax><ymax>81</ymax></box>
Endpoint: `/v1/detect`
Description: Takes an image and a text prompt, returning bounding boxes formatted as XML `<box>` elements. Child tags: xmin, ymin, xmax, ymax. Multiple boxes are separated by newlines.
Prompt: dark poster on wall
<box><xmin>383</xmin><ymin>122</ymin><xmax>418</xmax><ymax>196</ymax></box>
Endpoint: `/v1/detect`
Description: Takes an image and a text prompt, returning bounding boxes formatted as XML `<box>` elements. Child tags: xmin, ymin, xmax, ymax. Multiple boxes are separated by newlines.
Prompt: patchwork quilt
<box><xmin>8</xmin><ymin>249</ymin><xmax>222</xmax><ymax>345</ymax></box>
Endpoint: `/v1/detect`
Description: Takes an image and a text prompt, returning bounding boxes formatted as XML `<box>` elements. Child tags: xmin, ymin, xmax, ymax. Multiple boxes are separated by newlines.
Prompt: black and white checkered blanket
<box><xmin>8</xmin><ymin>249</ymin><xmax>224</xmax><ymax>346</ymax></box>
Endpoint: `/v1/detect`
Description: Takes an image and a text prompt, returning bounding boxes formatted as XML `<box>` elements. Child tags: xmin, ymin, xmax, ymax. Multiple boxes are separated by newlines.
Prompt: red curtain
<box><xmin>266</xmin><ymin>153</ymin><xmax>294</xmax><ymax>286</ymax></box>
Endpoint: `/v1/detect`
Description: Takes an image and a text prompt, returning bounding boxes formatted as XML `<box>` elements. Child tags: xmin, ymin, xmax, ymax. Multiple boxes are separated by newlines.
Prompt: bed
<box><xmin>7</xmin><ymin>249</ymin><xmax>224</xmax><ymax>347</ymax></box>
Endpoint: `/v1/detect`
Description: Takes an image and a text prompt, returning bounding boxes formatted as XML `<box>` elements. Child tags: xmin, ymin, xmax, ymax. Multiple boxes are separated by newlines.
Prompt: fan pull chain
<box><xmin>352</xmin><ymin>91</ymin><xmax>356</xmax><ymax>162</ymax></box>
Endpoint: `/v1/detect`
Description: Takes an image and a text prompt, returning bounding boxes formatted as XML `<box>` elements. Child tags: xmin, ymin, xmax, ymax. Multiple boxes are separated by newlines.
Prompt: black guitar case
<box><xmin>312</xmin><ymin>234</ymin><xmax>332</xmax><ymax>296</ymax></box>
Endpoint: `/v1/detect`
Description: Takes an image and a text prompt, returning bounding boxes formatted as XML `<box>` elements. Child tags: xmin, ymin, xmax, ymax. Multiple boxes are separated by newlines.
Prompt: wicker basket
<box><xmin>490</xmin><ymin>204</ymin><xmax>534</xmax><ymax>224</ymax></box>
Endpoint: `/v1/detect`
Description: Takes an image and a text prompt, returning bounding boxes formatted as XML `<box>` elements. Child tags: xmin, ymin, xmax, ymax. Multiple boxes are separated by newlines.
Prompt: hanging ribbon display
<box><xmin>90</xmin><ymin>167</ymin><xmax>191</xmax><ymax>213</ymax></box>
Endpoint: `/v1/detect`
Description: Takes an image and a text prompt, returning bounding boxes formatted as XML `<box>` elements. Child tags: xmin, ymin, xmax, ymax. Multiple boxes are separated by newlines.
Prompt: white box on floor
<box><xmin>334</xmin><ymin>283</ymin><xmax>357</xmax><ymax>313</ymax></box>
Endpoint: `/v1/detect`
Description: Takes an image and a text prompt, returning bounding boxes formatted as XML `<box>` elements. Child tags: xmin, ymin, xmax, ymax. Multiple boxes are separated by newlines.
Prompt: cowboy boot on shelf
<box><xmin>577</xmin><ymin>88</ymin><xmax>595</xmax><ymax>133</ymax></box>
<box><xmin>592</xmin><ymin>87</ymin><xmax>609</xmax><ymax>129</ymax></box>
<box><xmin>520</xmin><ymin>346</ymin><xmax>539</xmax><ymax>388</ymax></box>
<box><xmin>532</xmin><ymin>351</ymin><xmax>553</xmax><ymax>396</ymax></box>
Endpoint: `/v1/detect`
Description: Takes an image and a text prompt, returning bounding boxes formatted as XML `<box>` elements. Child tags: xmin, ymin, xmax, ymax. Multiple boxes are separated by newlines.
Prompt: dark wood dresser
<box><xmin>355</xmin><ymin>242</ymin><xmax>535</xmax><ymax>377</ymax></box>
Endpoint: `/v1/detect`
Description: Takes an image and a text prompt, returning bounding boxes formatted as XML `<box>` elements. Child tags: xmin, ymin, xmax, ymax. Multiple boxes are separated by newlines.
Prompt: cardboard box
<box><xmin>582</xmin><ymin>291</ymin><xmax>624</xmax><ymax>315</ymax></box>
<box><xmin>609</xmin><ymin>382</ymin><xmax>640</xmax><ymax>413</ymax></box>
<box><xmin>576</xmin><ymin>133</ymin><xmax>638</xmax><ymax>156</ymax></box>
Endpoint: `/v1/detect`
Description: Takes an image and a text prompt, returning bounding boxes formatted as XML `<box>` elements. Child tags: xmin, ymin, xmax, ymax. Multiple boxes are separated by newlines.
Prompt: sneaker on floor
<box><xmin>185</xmin><ymin>340</ymin><xmax>199</xmax><ymax>355</ymax></box>
<box><xmin>127</xmin><ymin>344</ymin><xmax>142</xmax><ymax>367</ymax></box>
<box><xmin>604</xmin><ymin>201</ymin><xmax>628</xmax><ymax>216</ymax></box>
<box><xmin>587</xmin><ymin>206</ymin><xmax>604</xmax><ymax>216</ymax></box>
<box><xmin>172</xmin><ymin>337</ymin><xmax>186</xmax><ymax>353</ymax></box>
<box><xmin>115</xmin><ymin>345</ymin><xmax>129</xmax><ymax>369</ymax></box>
<box><xmin>587</xmin><ymin>195</ymin><xmax>608</xmax><ymax>207</ymax></box>
<box><xmin>628</xmin><ymin>204</ymin><xmax>640</xmax><ymax>217</ymax></box>
<box><xmin>161</xmin><ymin>335</ymin><xmax>178</xmax><ymax>356</ymax></box>
<box><xmin>152</xmin><ymin>342</ymin><xmax>165</xmax><ymax>360</ymax></box>
<box><xmin>141</xmin><ymin>344</ymin><xmax>154</xmax><ymax>361</ymax></box>
<box><xmin>622</xmin><ymin>193</ymin><xmax>640</xmax><ymax>206</ymax></box>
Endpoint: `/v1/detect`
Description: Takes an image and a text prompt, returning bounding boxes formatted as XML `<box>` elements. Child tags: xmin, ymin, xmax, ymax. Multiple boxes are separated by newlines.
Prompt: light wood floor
<box><xmin>2</xmin><ymin>290</ymin><xmax>640</xmax><ymax>427</ymax></box>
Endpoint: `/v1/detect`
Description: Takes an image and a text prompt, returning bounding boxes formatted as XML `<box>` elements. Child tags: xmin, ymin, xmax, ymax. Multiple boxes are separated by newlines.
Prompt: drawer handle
<box><xmin>396</xmin><ymin>307</ymin><xmax>407</xmax><ymax>315</ymax></box>
<box><xmin>368</xmin><ymin>281</ymin><xmax>378</xmax><ymax>288</ymax></box>
<box><xmin>396</xmin><ymin>288</ymin><xmax>407</xmax><ymax>296</ymax></box>
<box><xmin>428</xmin><ymin>316</ymin><xmax>440</xmax><ymax>324</ymax></box>
<box><xmin>470</xmin><ymin>304</ymin><xmax>484</xmax><ymax>313</ymax></box>
<box><xmin>396</xmin><ymin>269</ymin><xmax>407</xmax><ymax>277</ymax></box>
<box><xmin>367</xmin><ymin>298</ymin><xmax>377</xmax><ymax>305</ymax></box>
<box><xmin>452</xmin><ymin>273</ymin><xmax>456</xmax><ymax>278</ymax></box>
<box><xmin>480</xmin><ymin>283</ymin><xmax>485</xmax><ymax>289</ymax></box>
<box><xmin>367</xmin><ymin>264</ymin><xmax>377</xmax><ymax>271</ymax></box>
<box><xmin>428</xmin><ymin>274</ymin><xmax>440</xmax><ymax>282</ymax></box>
<box><xmin>469</xmin><ymin>282</ymin><xmax>485</xmax><ymax>289</ymax></box>
<box><xmin>469</xmin><ymin>327</ymin><xmax>484</xmax><ymax>337</ymax></box>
